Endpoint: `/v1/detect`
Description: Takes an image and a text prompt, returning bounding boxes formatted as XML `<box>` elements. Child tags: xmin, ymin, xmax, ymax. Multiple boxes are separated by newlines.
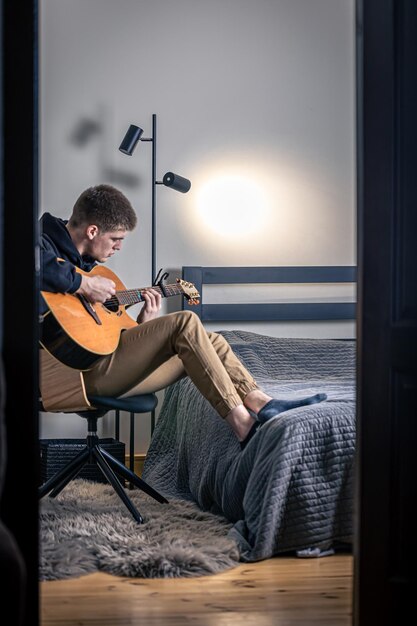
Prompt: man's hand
<box><xmin>76</xmin><ymin>274</ymin><xmax>116</xmax><ymax>303</ymax></box>
<box><xmin>136</xmin><ymin>288</ymin><xmax>162</xmax><ymax>323</ymax></box>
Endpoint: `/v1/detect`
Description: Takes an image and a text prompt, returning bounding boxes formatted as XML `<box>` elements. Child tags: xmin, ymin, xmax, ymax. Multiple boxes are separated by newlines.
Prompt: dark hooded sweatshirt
<box><xmin>40</xmin><ymin>212</ymin><xmax>96</xmax><ymax>312</ymax></box>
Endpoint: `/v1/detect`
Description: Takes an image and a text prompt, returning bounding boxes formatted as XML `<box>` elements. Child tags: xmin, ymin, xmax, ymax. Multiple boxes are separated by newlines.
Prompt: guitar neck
<box><xmin>113</xmin><ymin>283</ymin><xmax>183</xmax><ymax>307</ymax></box>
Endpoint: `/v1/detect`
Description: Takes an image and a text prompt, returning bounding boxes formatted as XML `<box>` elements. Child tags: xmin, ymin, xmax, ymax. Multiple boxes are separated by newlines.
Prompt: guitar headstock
<box><xmin>176</xmin><ymin>278</ymin><xmax>200</xmax><ymax>305</ymax></box>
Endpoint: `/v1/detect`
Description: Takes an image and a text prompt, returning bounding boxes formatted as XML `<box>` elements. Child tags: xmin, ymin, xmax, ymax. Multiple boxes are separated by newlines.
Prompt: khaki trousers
<box><xmin>83</xmin><ymin>310</ymin><xmax>257</xmax><ymax>418</ymax></box>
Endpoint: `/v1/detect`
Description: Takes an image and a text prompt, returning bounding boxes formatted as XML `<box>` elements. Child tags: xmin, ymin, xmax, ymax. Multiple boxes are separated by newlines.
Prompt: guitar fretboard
<box><xmin>105</xmin><ymin>283</ymin><xmax>183</xmax><ymax>307</ymax></box>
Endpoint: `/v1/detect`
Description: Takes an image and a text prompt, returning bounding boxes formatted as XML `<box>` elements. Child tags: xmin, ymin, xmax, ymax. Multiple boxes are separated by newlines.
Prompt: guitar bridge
<box><xmin>77</xmin><ymin>294</ymin><xmax>102</xmax><ymax>325</ymax></box>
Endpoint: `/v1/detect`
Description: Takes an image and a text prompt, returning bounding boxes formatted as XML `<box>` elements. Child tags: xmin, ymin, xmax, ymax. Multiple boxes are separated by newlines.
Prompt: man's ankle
<box><xmin>244</xmin><ymin>390</ymin><xmax>272</xmax><ymax>414</ymax></box>
<box><xmin>225</xmin><ymin>406</ymin><xmax>256</xmax><ymax>441</ymax></box>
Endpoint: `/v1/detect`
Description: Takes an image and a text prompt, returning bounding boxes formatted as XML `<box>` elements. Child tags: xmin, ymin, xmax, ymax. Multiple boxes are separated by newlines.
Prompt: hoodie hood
<box><xmin>40</xmin><ymin>212</ymin><xmax>96</xmax><ymax>270</ymax></box>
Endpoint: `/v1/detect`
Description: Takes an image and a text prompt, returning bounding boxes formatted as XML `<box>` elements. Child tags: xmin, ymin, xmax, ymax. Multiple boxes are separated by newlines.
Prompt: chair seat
<box><xmin>88</xmin><ymin>393</ymin><xmax>158</xmax><ymax>413</ymax></box>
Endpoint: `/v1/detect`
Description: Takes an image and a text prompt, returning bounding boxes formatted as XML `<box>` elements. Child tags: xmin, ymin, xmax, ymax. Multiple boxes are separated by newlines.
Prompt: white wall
<box><xmin>39</xmin><ymin>0</ymin><xmax>355</xmax><ymax>451</ymax></box>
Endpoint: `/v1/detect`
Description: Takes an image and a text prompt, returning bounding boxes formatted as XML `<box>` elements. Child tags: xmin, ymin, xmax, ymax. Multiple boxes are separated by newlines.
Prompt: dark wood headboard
<box><xmin>182</xmin><ymin>266</ymin><xmax>356</xmax><ymax>322</ymax></box>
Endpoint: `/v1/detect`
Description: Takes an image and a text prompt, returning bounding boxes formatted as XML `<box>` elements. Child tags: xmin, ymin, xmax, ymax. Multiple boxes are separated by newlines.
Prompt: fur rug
<box><xmin>40</xmin><ymin>479</ymin><xmax>240</xmax><ymax>580</ymax></box>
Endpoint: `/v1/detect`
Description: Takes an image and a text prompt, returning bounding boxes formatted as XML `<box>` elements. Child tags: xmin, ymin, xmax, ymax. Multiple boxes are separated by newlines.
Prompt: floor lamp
<box><xmin>119</xmin><ymin>113</ymin><xmax>191</xmax><ymax>283</ymax></box>
<box><xmin>118</xmin><ymin>114</ymin><xmax>191</xmax><ymax>436</ymax></box>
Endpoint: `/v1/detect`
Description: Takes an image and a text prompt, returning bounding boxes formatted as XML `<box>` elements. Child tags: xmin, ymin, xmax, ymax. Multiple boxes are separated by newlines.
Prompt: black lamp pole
<box><xmin>151</xmin><ymin>113</ymin><xmax>157</xmax><ymax>282</ymax></box>
<box><xmin>119</xmin><ymin>113</ymin><xmax>191</xmax><ymax>283</ymax></box>
<box><xmin>135</xmin><ymin>113</ymin><xmax>157</xmax><ymax>282</ymax></box>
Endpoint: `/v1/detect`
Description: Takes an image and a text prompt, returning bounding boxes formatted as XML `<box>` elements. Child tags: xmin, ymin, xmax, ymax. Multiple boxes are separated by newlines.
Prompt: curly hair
<box><xmin>69</xmin><ymin>184</ymin><xmax>137</xmax><ymax>232</ymax></box>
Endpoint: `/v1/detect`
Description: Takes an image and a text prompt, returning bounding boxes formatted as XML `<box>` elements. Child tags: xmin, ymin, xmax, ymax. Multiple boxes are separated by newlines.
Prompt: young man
<box><xmin>40</xmin><ymin>184</ymin><xmax>326</xmax><ymax>449</ymax></box>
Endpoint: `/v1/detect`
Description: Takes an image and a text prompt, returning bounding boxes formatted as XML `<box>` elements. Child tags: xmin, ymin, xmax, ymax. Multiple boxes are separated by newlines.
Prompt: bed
<box><xmin>142</xmin><ymin>266</ymin><xmax>356</xmax><ymax>561</ymax></box>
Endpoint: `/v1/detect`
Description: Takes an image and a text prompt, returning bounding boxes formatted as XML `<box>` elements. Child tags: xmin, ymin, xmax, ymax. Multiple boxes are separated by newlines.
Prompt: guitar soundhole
<box><xmin>103</xmin><ymin>298</ymin><xmax>120</xmax><ymax>313</ymax></box>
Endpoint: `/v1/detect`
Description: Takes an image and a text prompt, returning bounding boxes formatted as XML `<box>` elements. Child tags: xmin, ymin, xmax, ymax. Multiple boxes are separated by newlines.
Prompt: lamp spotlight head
<box><xmin>162</xmin><ymin>172</ymin><xmax>191</xmax><ymax>193</ymax></box>
<box><xmin>119</xmin><ymin>124</ymin><xmax>144</xmax><ymax>156</ymax></box>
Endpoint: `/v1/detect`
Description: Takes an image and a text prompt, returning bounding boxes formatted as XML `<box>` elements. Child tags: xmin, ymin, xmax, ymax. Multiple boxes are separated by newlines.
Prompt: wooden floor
<box><xmin>41</xmin><ymin>553</ymin><xmax>353</xmax><ymax>626</ymax></box>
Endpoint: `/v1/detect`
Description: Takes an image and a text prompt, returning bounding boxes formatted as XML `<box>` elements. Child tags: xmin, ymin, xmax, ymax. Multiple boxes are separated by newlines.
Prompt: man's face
<box><xmin>86</xmin><ymin>227</ymin><xmax>127</xmax><ymax>263</ymax></box>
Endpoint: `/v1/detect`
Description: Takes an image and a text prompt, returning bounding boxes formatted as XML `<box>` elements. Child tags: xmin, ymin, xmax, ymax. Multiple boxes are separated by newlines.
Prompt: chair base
<box><xmin>38</xmin><ymin>426</ymin><xmax>168</xmax><ymax>524</ymax></box>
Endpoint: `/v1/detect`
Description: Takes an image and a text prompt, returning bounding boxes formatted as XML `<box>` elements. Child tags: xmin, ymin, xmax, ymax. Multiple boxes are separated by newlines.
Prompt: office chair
<box><xmin>38</xmin><ymin>393</ymin><xmax>168</xmax><ymax>524</ymax></box>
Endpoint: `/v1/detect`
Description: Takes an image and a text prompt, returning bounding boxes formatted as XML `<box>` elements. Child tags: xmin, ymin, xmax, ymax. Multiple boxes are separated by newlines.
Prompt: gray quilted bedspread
<box><xmin>142</xmin><ymin>330</ymin><xmax>356</xmax><ymax>561</ymax></box>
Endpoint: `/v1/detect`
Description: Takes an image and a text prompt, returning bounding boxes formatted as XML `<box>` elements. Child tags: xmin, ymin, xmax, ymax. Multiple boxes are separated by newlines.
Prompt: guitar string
<box><xmin>104</xmin><ymin>284</ymin><xmax>192</xmax><ymax>306</ymax></box>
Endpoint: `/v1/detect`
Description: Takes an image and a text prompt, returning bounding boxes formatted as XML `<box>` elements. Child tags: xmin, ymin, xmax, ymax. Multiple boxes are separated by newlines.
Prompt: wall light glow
<box><xmin>197</xmin><ymin>174</ymin><xmax>269</xmax><ymax>237</ymax></box>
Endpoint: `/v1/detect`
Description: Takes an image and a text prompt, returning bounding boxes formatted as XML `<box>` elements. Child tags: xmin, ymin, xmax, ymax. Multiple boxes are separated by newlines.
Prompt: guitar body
<box><xmin>40</xmin><ymin>265</ymin><xmax>137</xmax><ymax>370</ymax></box>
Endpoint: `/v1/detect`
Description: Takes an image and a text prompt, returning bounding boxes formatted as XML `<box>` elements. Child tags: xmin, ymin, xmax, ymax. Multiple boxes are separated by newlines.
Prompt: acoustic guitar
<box><xmin>40</xmin><ymin>265</ymin><xmax>200</xmax><ymax>370</ymax></box>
